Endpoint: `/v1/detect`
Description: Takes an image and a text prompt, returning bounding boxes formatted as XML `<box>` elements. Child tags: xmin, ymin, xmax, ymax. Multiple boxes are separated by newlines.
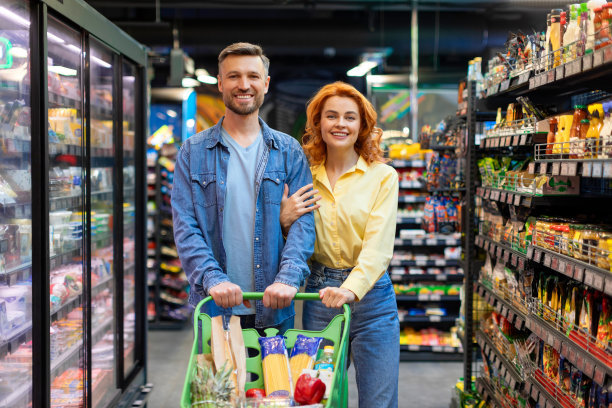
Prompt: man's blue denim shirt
<box><xmin>171</xmin><ymin>117</ymin><xmax>315</xmax><ymax>328</ymax></box>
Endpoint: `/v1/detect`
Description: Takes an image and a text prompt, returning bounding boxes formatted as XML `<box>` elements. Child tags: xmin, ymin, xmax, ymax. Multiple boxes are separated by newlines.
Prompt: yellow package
<box><xmin>258</xmin><ymin>335</ymin><xmax>292</xmax><ymax>397</ymax></box>
<box><xmin>289</xmin><ymin>334</ymin><xmax>323</xmax><ymax>390</ymax></box>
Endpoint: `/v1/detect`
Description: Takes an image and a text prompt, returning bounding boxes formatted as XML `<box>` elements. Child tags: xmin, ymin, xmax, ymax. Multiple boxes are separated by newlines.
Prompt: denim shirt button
<box><xmin>255</xmin><ymin>237</ymin><xmax>259</xmax><ymax>241</ymax></box>
<box><xmin>256</xmin><ymin>264</ymin><xmax>260</xmax><ymax>268</ymax></box>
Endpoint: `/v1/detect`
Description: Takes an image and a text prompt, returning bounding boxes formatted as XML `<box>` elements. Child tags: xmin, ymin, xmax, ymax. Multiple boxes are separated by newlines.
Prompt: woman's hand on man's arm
<box><xmin>280</xmin><ymin>183</ymin><xmax>321</xmax><ymax>236</ymax></box>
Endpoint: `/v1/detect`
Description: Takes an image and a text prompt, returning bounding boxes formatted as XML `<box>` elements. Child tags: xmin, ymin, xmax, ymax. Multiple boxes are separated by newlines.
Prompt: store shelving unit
<box><xmin>465</xmin><ymin>36</ymin><xmax>612</xmax><ymax>407</ymax></box>
<box><xmin>148</xmin><ymin>146</ymin><xmax>189</xmax><ymax>329</ymax></box>
<box><xmin>390</xmin><ymin>158</ymin><xmax>464</xmax><ymax>361</ymax></box>
<box><xmin>0</xmin><ymin>1</ymin><xmax>149</xmax><ymax>407</ymax></box>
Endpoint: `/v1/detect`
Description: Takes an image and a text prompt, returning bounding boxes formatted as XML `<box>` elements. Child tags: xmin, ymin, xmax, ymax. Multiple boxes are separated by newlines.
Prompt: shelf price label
<box><xmin>540</xmin><ymin>163</ymin><xmax>548</xmax><ymax>175</ymax></box>
<box><xmin>574</xmin><ymin>265</ymin><xmax>585</xmax><ymax>281</ymax></box>
<box><xmin>555</xmin><ymin>66</ymin><xmax>564</xmax><ymax>80</ymax></box>
<box><xmin>594</xmin><ymin>49</ymin><xmax>604</xmax><ymax>67</ymax></box>
<box><xmin>583</xmin><ymin>162</ymin><xmax>593</xmax><ymax>177</ymax></box>
<box><xmin>429</xmin><ymin>316</ymin><xmax>441</xmax><ymax>322</ymax></box>
<box><xmin>592</xmin><ymin>162</ymin><xmax>603</xmax><ymax>178</ymax></box>
<box><xmin>543</xmin><ymin>253</ymin><xmax>552</xmax><ymax>268</ymax></box>
<box><xmin>514</xmin><ymin>194</ymin><xmax>522</xmax><ymax>206</ymax></box>
<box><xmin>552</xmin><ymin>162</ymin><xmax>561</xmax><ymax>175</ymax></box>
<box><xmin>583</xmin><ymin>53</ymin><xmax>594</xmax><ymax>70</ymax></box>
<box><xmin>412</xmin><ymin>239</ymin><xmax>423</xmax><ymax>246</ymax></box>
<box><xmin>518</xmin><ymin>71</ymin><xmax>531</xmax><ymax>84</ymax></box>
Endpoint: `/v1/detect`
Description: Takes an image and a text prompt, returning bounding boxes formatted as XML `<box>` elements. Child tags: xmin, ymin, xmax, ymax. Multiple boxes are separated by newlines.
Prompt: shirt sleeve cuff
<box><xmin>340</xmin><ymin>276</ymin><xmax>367</xmax><ymax>302</ymax></box>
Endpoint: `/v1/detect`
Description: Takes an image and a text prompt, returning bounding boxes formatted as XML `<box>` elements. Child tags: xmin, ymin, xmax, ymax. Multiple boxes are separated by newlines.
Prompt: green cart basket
<box><xmin>180</xmin><ymin>292</ymin><xmax>351</xmax><ymax>408</ymax></box>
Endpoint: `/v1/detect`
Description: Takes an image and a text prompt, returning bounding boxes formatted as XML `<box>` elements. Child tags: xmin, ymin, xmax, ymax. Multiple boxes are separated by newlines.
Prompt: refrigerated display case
<box><xmin>0</xmin><ymin>1</ymin><xmax>148</xmax><ymax>407</ymax></box>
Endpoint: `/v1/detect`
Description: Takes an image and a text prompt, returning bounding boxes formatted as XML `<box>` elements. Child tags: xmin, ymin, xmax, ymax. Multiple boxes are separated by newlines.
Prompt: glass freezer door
<box><xmin>47</xmin><ymin>16</ymin><xmax>86</xmax><ymax>408</ymax></box>
<box><xmin>0</xmin><ymin>2</ymin><xmax>33</xmax><ymax>407</ymax></box>
<box><xmin>122</xmin><ymin>61</ymin><xmax>137</xmax><ymax>378</ymax></box>
<box><xmin>89</xmin><ymin>39</ymin><xmax>118</xmax><ymax>408</ymax></box>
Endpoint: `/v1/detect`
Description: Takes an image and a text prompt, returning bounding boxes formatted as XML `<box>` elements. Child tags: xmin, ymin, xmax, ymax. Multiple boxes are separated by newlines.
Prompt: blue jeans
<box><xmin>303</xmin><ymin>263</ymin><xmax>399</xmax><ymax>408</ymax></box>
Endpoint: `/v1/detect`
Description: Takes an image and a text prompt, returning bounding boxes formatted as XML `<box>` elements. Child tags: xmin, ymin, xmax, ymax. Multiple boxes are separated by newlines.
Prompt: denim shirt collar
<box><xmin>203</xmin><ymin>116</ymin><xmax>280</xmax><ymax>150</ymax></box>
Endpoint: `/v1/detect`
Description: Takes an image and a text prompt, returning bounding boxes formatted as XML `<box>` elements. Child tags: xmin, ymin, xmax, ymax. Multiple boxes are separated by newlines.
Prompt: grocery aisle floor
<box><xmin>146</xmin><ymin>327</ymin><xmax>462</xmax><ymax>408</ymax></box>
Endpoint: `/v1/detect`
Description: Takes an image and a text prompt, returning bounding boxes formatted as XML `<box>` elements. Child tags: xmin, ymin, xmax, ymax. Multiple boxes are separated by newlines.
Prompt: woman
<box><xmin>280</xmin><ymin>82</ymin><xmax>399</xmax><ymax>408</ymax></box>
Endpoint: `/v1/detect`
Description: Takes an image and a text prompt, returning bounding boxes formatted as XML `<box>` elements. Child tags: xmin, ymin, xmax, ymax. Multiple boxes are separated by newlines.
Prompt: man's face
<box><xmin>218</xmin><ymin>55</ymin><xmax>270</xmax><ymax>116</ymax></box>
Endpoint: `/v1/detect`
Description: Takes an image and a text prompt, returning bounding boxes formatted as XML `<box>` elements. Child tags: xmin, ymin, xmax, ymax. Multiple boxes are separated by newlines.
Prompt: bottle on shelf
<box><xmin>585</xmin><ymin>103</ymin><xmax>604</xmax><ymax>157</ymax></box>
<box><xmin>563</xmin><ymin>5</ymin><xmax>580</xmax><ymax>63</ymax></box>
<box><xmin>586</xmin><ymin>0</ymin><xmax>608</xmax><ymax>51</ymax></box>
<box><xmin>550</xmin><ymin>9</ymin><xmax>563</xmax><ymax>68</ymax></box>
<box><xmin>547</xmin><ymin>117</ymin><xmax>558</xmax><ymax>156</ymax></box>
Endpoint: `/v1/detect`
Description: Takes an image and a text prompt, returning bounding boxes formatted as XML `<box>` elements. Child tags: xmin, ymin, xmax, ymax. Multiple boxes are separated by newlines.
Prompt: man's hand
<box><xmin>319</xmin><ymin>287</ymin><xmax>356</xmax><ymax>308</ymax></box>
<box><xmin>209</xmin><ymin>281</ymin><xmax>251</xmax><ymax>308</ymax></box>
<box><xmin>263</xmin><ymin>282</ymin><xmax>298</xmax><ymax>309</ymax></box>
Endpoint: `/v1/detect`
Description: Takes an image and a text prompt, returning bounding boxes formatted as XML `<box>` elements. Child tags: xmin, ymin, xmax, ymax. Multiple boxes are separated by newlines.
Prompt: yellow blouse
<box><xmin>310</xmin><ymin>156</ymin><xmax>399</xmax><ymax>300</ymax></box>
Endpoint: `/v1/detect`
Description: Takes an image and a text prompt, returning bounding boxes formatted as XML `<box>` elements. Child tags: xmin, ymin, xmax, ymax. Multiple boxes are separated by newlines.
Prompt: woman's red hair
<box><xmin>302</xmin><ymin>81</ymin><xmax>385</xmax><ymax>166</ymax></box>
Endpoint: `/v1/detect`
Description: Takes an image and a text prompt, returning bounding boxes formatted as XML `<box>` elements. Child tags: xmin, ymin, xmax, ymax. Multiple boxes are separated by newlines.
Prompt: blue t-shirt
<box><xmin>220</xmin><ymin>126</ymin><xmax>264</xmax><ymax>315</ymax></box>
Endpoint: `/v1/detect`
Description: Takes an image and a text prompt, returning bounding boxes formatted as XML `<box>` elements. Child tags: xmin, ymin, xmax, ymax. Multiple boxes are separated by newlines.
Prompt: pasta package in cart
<box><xmin>258</xmin><ymin>335</ymin><xmax>292</xmax><ymax>398</ymax></box>
<box><xmin>289</xmin><ymin>335</ymin><xmax>323</xmax><ymax>389</ymax></box>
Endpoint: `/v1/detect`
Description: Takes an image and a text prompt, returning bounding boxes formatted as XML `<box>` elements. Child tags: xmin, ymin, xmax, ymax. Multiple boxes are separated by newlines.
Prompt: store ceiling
<box><xmin>84</xmin><ymin>0</ymin><xmax>564</xmax><ymax>84</ymax></box>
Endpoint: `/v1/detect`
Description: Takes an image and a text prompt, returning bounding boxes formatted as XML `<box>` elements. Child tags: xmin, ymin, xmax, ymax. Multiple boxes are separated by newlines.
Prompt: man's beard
<box><xmin>224</xmin><ymin>93</ymin><xmax>264</xmax><ymax>116</ymax></box>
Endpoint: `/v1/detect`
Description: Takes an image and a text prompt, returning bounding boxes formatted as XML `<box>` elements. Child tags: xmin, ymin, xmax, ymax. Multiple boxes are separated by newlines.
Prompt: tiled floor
<box><xmin>146</xmin><ymin>326</ymin><xmax>462</xmax><ymax>408</ymax></box>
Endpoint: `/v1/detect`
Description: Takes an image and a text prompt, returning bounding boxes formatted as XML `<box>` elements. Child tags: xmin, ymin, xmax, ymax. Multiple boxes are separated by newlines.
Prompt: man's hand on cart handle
<box><xmin>319</xmin><ymin>287</ymin><xmax>356</xmax><ymax>308</ymax></box>
<box><xmin>209</xmin><ymin>282</ymin><xmax>251</xmax><ymax>309</ymax></box>
<box><xmin>263</xmin><ymin>282</ymin><xmax>298</xmax><ymax>309</ymax></box>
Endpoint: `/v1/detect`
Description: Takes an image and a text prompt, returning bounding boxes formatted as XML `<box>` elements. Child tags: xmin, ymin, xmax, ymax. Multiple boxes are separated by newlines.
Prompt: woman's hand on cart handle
<box><xmin>209</xmin><ymin>281</ymin><xmax>251</xmax><ymax>308</ymax></box>
<box><xmin>263</xmin><ymin>282</ymin><xmax>298</xmax><ymax>309</ymax></box>
<box><xmin>319</xmin><ymin>287</ymin><xmax>356</xmax><ymax>308</ymax></box>
<box><xmin>280</xmin><ymin>183</ymin><xmax>321</xmax><ymax>236</ymax></box>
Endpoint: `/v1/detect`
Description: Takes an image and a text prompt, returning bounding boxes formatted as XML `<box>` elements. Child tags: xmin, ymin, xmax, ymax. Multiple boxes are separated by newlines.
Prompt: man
<box><xmin>172</xmin><ymin>42</ymin><xmax>315</xmax><ymax>332</ymax></box>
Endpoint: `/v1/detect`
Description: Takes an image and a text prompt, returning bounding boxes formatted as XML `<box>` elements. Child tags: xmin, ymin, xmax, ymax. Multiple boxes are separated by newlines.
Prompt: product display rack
<box><xmin>465</xmin><ymin>35</ymin><xmax>612</xmax><ymax>408</ymax></box>
<box><xmin>0</xmin><ymin>1</ymin><xmax>149</xmax><ymax>407</ymax></box>
<box><xmin>147</xmin><ymin>145</ymin><xmax>189</xmax><ymax>329</ymax></box>
<box><xmin>391</xmin><ymin>143</ymin><xmax>464</xmax><ymax>361</ymax></box>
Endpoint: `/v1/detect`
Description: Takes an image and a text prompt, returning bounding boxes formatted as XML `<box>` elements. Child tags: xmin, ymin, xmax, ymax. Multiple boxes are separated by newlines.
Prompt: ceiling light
<box><xmin>9</xmin><ymin>46</ymin><xmax>27</xmax><ymax>58</ymax></box>
<box><xmin>0</xmin><ymin>6</ymin><xmax>30</xmax><ymax>27</ymax></box>
<box><xmin>197</xmin><ymin>74</ymin><xmax>217</xmax><ymax>84</ymax></box>
<box><xmin>47</xmin><ymin>32</ymin><xmax>65</xmax><ymax>44</ymax></box>
<box><xmin>91</xmin><ymin>55</ymin><xmax>111</xmax><ymax>68</ymax></box>
<box><xmin>66</xmin><ymin>44</ymin><xmax>81</xmax><ymax>54</ymax></box>
<box><xmin>48</xmin><ymin>65</ymin><xmax>77</xmax><ymax>76</ymax></box>
<box><xmin>347</xmin><ymin>60</ymin><xmax>378</xmax><ymax>77</ymax></box>
<box><xmin>181</xmin><ymin>77</ymin><xmax>200</xmax><ymax>88</ymax></box>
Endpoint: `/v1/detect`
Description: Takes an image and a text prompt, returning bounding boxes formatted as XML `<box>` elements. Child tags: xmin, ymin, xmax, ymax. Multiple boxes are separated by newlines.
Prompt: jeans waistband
<box><xmin>310</xmin><ymin>261</ymin><xmax>353</xmax><ymax>281</ymax></box>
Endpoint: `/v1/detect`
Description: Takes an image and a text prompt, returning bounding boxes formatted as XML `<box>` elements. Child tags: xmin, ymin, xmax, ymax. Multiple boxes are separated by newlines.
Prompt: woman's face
<box><xmin>320</xmin><ymin>95</ymin><xmax>361</xmax><ymax>152</ymax></box>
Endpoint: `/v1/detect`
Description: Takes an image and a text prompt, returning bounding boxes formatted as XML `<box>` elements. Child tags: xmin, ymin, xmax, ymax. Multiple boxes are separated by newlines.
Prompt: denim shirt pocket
<box><xmin>262</xmin><ymin>171</ymin><xmax>285</xmax><ymax>205</ymax></box>
<box><xmin>191</xmin><ymin>173</ymin><xmax>217</xmax><ymax>208</ymax></box>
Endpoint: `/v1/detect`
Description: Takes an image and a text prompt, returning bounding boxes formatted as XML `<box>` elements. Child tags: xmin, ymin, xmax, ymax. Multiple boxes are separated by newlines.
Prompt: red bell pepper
<box><xmin>294</xmin><ymin>373</ymin><xmax>326</xmax><ymax>405</ymax></box>
<box><xmin>245</xmin><ymin>388</ymin><xmax>266</xmax><ymax>398</ymax></box>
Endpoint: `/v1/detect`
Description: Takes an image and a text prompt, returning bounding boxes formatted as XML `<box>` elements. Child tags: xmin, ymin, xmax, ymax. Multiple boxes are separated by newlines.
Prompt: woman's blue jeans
<box><xmin>303</xmin><ymin>263</ymin><xmax>400</xmax><ymax>408</ymax></box>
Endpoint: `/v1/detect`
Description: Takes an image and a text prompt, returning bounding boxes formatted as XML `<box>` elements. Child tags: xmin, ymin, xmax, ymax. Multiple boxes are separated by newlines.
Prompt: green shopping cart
<box><xmin>180</xmin><ymin>292</ymin><xmax>351</xmax><ymax>408</ymax></box>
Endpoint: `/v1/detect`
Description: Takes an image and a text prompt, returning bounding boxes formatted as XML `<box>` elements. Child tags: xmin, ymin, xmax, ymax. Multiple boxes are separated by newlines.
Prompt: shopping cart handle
<box><xmin>241</xmin><ymin>292</ymin><xmax>321</xmax><ymax>301</ymax></box>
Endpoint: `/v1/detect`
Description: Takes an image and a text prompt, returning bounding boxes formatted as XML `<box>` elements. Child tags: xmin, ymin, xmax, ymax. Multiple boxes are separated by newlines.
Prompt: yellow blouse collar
<box><xmin>311</xmin><ymin>155</ymin><xmax>369</xmax><ymax>182</ymax></box>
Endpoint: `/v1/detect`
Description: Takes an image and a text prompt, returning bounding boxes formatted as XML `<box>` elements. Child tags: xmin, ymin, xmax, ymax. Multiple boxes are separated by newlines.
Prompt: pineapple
<box><xmin>191</xmin><ymin>356</ymin><xmax>235</xmax><ymax>407</ymax></box>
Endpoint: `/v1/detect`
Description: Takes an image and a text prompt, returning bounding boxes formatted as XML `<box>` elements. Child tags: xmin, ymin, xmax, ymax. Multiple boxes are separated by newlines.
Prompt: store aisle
<box><xmin>146</xmin><ymin>328</ymin><xmax>462</xmax><ymax>408</ymax></box>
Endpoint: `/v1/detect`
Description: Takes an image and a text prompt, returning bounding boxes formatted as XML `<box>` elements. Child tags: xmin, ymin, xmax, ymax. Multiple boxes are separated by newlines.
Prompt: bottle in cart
<box><xmin>314</xmin><ymin>346</ymin><xmax>335</xmax><ymax>402</ymax></box>
<box><xmin>314</xmin><ymin>346</ymin><xmax>335</xmax><ymax>372</ymax></box>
